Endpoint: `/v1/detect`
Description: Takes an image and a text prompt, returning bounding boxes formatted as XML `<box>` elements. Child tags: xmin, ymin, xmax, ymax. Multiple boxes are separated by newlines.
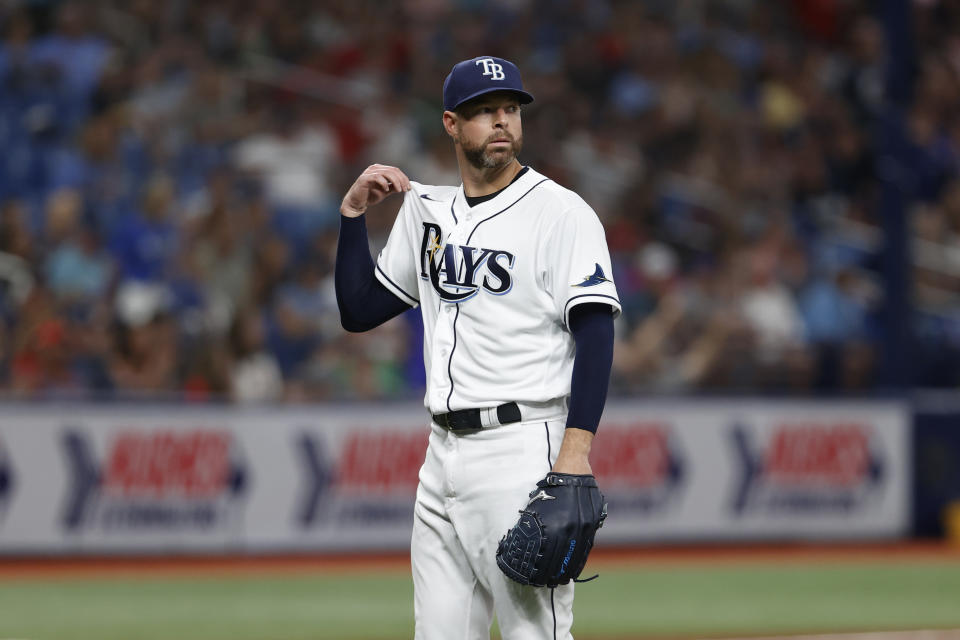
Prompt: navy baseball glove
<box><xmin>495</xmin><ymin>472</ymin><xmax>607</xmax><ymax>588</ymax></box>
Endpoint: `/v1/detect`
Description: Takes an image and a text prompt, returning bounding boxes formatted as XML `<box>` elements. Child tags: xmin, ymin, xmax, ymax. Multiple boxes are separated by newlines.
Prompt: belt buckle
<box><xmin>435</xmin><ymin>410</ymin><xmax>477</xmax><ymax>433</ymax></box>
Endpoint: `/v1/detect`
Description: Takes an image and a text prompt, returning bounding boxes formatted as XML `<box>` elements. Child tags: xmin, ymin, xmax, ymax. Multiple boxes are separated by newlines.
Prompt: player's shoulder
<box><xmin>407</xmin><ymin>181</ymin><xmax>458</xmax><ymax>204</ymax></box>
<box><xmin>527</xmin><ymin>170</ymin><xmax>596</xmax><ymax>218</ymax></box>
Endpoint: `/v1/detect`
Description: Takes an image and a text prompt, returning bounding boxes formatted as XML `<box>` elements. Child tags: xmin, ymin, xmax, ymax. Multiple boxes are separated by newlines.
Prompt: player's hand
<box><xmin>341</xmin><ymin>164</ymin><xmax>412</xmax><ymax>218</ymax></box>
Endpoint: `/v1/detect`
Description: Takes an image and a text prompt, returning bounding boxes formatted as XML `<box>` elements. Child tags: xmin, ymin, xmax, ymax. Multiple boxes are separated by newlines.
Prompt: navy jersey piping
<box><xmin>443</xmin><ymin>177</ymin><xmax>549</xmax><ymax>411</ymax></box>
<box><xmin>550</xmin><ymin>588</ymin><xmax>557</xmax><ymax>639</ymax></box>
<box><xmin>437</xmin><ymin>194</ymin><xmax>458</xmax><ymax>313</ymax></box>
<box><xmin>465</xmin><ymin>178</ymin><xmax>550</xmax><ymax>245</ymax></box>
<box><xmin>563</xmin><ymin>293</ymin><xmax>620</xmax><ymax>327</ymax></box>
<box><xmin>375</xmin><ymin>264</ymin><xmax>419</xmax><ymax>305</ymax></box>
<box><xmin>445</xmin><ymin>304</ymin><xmax>461</xmax><ymax>412</ymax></box>
<box><xmin>544</xmin><ymin>422</ymin><xmax>552</xmax><ymax>466</ymax></box>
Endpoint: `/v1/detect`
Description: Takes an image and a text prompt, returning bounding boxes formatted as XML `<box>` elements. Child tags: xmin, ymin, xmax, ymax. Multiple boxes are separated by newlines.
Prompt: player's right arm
<box><xmin>335</xmin><ymin>165</ymin><xmax>415</xmax><ymax>332</ymax></box>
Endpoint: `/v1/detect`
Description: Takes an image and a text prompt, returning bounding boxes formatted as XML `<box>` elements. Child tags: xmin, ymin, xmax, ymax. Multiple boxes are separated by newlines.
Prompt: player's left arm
<box><xmin>497</xmin><ymin>206</ymin><xmax>617</xmax><ymax>586</ymax></box>
<box><xmin>551</xmin><ymin>302</ymin><xmax>615</xmax><ymax>475</ymax></box>
<box><xmin>496</xmin><ymin>301</ymin><xmax>613</xmax><ymax>587</ymax></box>
<box><xmin>539</xmin><ymin>203</ymin><xmax>621</xmax><ymax>473</ymax></box>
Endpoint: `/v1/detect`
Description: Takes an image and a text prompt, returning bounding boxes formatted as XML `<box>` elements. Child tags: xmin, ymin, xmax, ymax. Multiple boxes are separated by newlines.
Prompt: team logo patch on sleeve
<box><xmin>572</xmin><ymin>263</ymin><xmax>611</xmax><ymax>287</ymax></box>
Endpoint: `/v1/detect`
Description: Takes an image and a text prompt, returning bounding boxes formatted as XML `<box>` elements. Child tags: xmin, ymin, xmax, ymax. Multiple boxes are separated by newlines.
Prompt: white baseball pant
<box><xmin>411</xmin><ymin>416</ymin><xmax>574</xmax><ymax>640</ymax></box>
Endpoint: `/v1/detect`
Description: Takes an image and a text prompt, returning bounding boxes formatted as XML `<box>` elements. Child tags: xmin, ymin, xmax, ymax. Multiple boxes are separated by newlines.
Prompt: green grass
<box><xmin>1</xmin><ymin>561</ymin><xmax>959</xmax><ymax>639</ymax></box>
<box><xmin>573</xmin><ymin>563</ymin><xmax>960</xmax><ymax>637</ymax></box>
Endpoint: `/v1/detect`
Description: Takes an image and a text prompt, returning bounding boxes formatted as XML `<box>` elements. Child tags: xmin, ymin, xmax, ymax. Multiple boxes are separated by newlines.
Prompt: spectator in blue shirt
<box><xmin>109</xmin><ymin>174</ymin><xmax>178</xmax><ymax>282</ymax></box>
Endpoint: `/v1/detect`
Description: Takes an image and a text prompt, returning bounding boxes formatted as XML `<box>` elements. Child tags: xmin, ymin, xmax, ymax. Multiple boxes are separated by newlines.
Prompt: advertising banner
<box><xmin>0</xmin><ymin>400</ymin><xmax>910</xmax><ymax>553</ymax></box>
<box><xmin>0</xmin><ymin>409</ymin><xmax>253</xmax><ymax>551</ymax></box>
<box><xmin>595</xmin><ymin>400</ymin><xmax>911</xmax><ymax>542</ymax></box>
<box><xmin>0</xmin><ymin>405</ymin><xmax>428</xmax><ymax>552</ymax></box>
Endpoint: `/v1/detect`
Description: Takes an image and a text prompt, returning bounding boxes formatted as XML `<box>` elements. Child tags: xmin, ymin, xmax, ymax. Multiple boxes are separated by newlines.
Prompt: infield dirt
<box><xmin>1</xmin><ymin>541</ymin><xmax>958</xmax><ymax>580</ymax></box>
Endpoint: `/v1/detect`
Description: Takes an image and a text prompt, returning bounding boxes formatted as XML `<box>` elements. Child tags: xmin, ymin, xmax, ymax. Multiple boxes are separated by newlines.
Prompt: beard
<box><xmin>458</xmin><ymin>131</ymin><xmax>523</xmax><ymax>170</ymax></box>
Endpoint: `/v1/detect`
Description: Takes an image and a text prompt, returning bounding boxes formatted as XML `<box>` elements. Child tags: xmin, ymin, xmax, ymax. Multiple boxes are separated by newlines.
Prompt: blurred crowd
<box><xmin>1</xmin><ymin>0</ymin><xmax>959</xmax><ymax>403</ymax></box>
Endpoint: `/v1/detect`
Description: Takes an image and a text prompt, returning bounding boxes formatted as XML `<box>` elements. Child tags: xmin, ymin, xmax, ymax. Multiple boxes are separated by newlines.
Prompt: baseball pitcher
<box><xmin>335</xmin><ymin>56</ymin><xmax>620</xmax><ymax>640</ymax></box>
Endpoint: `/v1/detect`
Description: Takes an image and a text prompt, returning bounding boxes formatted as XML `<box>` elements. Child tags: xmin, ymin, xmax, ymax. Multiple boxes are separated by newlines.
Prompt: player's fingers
<box><xmin>359</xmin><ymin>169</ymin><xmax>387</xmax><ymax>187</ymax></box>
<box><xmin>388</xmin><ymin>167</ymin><xmax>412</xmax><ymax>192</ymax></box>
<box><xmin>369</xmin><ymin>173</ymin><xmax>393</xmax><ymax>195</ymax></box>
<box><xmin>371</xmin><ymin>167</ymin><xmax>410</xmax><ymax>193</ymax></box>
<box><xmin>386</xmin><ymin>166</ymin><xmax>411</xmax><ymax>190</ymax></box>
<box><xmin>365</xmin><ymin>164</ymin><xmax>396</xmax><ymax>179</ymax></box>
<box><xmin>379</xmin><ymin>167</ymin><xmax>410</xmax><ymax>192</ymax></box>
<box><xmin>362</xmin><ymin>165</ymin><xmax>390</xmax><ymax>187</ymax></box>
<box><xmin>364</xmin><ymin>164</ymin><xmax>410</xmax><ymax>192</ymax></box>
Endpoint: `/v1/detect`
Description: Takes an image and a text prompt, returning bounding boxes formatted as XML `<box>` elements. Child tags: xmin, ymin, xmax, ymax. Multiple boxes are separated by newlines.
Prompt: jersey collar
<box><xmin>452</xmin><ymin>166</ymin><xmax>546</xmax><ymax>226</ymax></box>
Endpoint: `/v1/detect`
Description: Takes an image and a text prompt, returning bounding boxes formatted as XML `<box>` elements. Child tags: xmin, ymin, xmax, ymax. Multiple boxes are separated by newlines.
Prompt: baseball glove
<box><xmin>495</xmin><ymin>472</ymin><xmax>607</xmax><ymax>588</ymax></box>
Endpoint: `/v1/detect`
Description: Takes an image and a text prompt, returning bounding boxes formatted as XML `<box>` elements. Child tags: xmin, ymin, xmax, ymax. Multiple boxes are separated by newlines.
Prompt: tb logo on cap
<box><xmin>476</xmin><ymin>58</ymin><xmax>505</xmax><ymax>81</ymax></box>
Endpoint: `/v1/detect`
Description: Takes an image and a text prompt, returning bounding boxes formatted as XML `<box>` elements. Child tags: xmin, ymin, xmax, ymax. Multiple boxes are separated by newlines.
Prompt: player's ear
<box><xmin>442</xmin><ymin>110</ymin><xmax>458</xmax><ymax>139</ymax></box>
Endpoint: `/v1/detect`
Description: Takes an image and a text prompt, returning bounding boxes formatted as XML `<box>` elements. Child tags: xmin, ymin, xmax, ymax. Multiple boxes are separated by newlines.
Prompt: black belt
<box><xmin>432</xmin><ymin>402</ymin><xmax>522</xmax><ymax>432</ymax></box>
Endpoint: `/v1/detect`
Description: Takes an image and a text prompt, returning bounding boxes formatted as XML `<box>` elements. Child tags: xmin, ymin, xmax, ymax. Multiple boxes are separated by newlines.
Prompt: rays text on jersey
<box><xmin>419</xmin><ymin>222</ymin><xmax>515</xmax><ymax>302</ymax></box>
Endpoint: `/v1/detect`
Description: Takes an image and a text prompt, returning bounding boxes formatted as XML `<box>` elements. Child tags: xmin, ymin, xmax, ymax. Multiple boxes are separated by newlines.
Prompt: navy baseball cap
<box><xmin>442</xmin><ymin>56</ymin><xmax>534</xmax><ymax>112</ymax></box>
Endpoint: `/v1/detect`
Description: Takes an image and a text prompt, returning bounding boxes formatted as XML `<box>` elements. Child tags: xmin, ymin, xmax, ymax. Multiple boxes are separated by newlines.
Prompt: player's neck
<box><xmin>459</xmin><ymin>159</ymin><xmax>523</xmax><ymax>198</ymax></box>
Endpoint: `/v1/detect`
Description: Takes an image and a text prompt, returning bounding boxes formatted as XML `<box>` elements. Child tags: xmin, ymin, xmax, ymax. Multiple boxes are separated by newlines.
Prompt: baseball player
<box><xmin>335</xmin><ymin>56</ymin><xmax>619</xmax><ymax>640</ymax></box>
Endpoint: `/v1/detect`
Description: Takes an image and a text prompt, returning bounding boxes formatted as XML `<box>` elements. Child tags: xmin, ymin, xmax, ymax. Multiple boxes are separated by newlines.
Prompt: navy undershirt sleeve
<box><xmin>566</xmin><ymin>303</ymin><xmax>615</xmax><ymax>434</ymax></box>
<box><xmin>335</xmin><ymin>214</ymin><xmax>413</xmax><ymax>332</ymax></box>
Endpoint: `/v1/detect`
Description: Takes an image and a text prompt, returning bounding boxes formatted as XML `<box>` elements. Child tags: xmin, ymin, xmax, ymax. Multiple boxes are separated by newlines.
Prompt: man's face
<box><xmin>451</xmin><ymin>92</ymin><xmax>523</xmax><ymax>170</ymax></box>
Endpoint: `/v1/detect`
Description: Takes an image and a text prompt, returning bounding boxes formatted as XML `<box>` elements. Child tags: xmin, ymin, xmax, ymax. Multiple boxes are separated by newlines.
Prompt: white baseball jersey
<box><xmin>374</xmin><ymin>167</ymin><xmax>621</xmax><ymax>415</ymax></box>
